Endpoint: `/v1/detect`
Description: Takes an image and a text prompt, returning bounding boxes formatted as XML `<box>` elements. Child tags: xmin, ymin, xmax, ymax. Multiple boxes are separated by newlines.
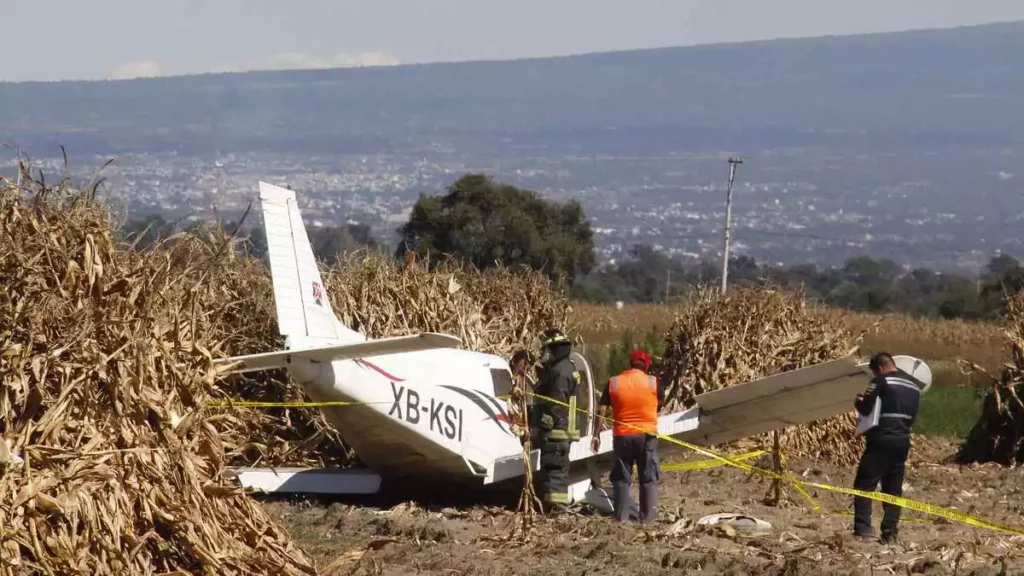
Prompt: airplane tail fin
<box><xmin>258</xmin><ymin>181</ymin><xmax>363</xmax><ymax>344</ymax></box>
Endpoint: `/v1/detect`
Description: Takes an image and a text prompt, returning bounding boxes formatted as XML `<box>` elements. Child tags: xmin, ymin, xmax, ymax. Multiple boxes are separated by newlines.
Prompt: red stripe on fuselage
<box><xmin>354</xmin><ymin>359</ymin><xmax>406</xmax><ymax>382</ymax></box>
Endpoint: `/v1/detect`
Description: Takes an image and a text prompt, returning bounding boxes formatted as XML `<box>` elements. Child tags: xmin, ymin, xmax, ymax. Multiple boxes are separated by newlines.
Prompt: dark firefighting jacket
<box><xmin>532</xmin><ymin>350</ymin><xmax>580</xmax><ymax>441</ymax></box>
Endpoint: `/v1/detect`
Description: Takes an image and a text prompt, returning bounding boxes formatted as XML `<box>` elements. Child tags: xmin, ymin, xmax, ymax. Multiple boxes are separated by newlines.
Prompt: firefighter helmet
<box><xmin>539</xmin><ymin>328</ymin><xmax>571</xmax><ymax>348</ymax></box>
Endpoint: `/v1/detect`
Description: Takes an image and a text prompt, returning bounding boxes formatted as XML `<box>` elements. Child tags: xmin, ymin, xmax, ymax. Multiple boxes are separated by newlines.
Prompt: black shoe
<box><xmin>853</xmin><ymin>531</ymin><xmax>875</xmax><ymax>542</ymax></box>
<box><xmin>879</xmin><ymin>532</ymin><xmax>898</xmax><ymax>545</ymax></box>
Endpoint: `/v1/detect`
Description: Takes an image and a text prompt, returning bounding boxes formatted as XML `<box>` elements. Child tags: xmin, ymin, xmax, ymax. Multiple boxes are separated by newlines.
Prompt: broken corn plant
<box><xmin>657</xmin><ymin>286</ymin><xmax>866</xmax><ymax>465</ymax></box>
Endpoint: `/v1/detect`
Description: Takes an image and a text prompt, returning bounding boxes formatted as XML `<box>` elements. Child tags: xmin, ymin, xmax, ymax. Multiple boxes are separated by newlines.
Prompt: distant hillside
<box><xmin>2</xmin><ymin>21</ymin><xmax>1023</xmax><ymax>156</ymax></box>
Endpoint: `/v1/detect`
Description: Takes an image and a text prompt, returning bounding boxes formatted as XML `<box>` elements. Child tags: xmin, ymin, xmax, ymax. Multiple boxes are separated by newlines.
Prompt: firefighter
<box><xmin>591</xmin><ymin>349</ymin><xmax>663</xmax><ymax>522</ymax></box>
<box><xmin>530</xmin><ymin>328</ymin><xmax>581</xmax><ymax>511</ymax></box>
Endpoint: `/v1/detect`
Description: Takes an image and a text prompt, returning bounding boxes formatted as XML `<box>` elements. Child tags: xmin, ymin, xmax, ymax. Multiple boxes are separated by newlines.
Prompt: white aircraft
<box><xmin>214</xmin><ymin>182</ymin><xmax>932</xmax><ymax>504</ymax></box>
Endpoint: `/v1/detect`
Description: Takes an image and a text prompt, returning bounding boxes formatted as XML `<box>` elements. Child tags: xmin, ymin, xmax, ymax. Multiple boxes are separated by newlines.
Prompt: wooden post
<box><xmin>765</xmin><ymin>430</ymin><xmax>784</xmax><ymax>506</ymax></box>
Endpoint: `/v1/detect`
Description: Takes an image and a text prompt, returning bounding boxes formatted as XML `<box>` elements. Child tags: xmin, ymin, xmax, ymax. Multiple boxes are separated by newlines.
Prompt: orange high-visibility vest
<box><xmin>608</xmin><ymin>369</ymin><xmax>658</xmax><ymax>436</ymax></box>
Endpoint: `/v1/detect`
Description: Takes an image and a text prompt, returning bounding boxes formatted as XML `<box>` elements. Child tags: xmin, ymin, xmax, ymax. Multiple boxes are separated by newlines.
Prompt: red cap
<box><xmin>630</xmin><ymin>349</ymin><xmax>651</xmax><ymax>369</ymax></box>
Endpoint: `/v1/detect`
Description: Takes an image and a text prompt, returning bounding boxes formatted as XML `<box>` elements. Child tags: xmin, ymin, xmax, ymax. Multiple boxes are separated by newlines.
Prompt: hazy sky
<box><xmin>5</xmin><ymin>0</ymin><xmax>1024</xmax><ymax>82</ymax></box>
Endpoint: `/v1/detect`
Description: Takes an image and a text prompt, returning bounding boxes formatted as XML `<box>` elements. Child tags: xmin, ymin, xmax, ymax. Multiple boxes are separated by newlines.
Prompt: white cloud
<box><xmin>110</xmin><ymin>60</ymin><xmax>162</xmax><ymax>80</ymax></box>
<box><xmin>249</xmin><ymin>51</ymin><xmax>402</xmax><ymax>72</ymax></box>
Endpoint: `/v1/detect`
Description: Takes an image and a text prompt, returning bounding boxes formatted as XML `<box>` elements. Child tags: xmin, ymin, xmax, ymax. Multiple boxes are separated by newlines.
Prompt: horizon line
<box><xmin>2</xmin><ymin>18</ymin><xmax>1022</xmax><ymax>86</ymax></box>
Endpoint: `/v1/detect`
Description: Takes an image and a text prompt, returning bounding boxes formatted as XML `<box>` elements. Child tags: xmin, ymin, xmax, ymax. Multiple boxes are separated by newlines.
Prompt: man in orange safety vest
<box><xmin>591</xmin><ymin>349</ymin><xmax>663</xmax><ymax>522</ymax></box>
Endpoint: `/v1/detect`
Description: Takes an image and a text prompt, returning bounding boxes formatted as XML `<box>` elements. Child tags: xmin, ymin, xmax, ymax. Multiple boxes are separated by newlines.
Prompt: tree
<box><xmin>120</xmin><ymin>214</ymin><xmax>174</xmax><ymax>249</ymax></box>
<box><xmin>985</xmin><ymin>254</ymin><xmax>1020</xmax><ymax>277</ymax></box>
<box><xmin>308</xmin><ymin>223</ymin><xmax>381</xmax><ymax>263</ymax></box>
<box><xmin>727</xmin><ymin>254</ymin><xmax>762</xmax><ymax>285</ymax></box>
<box><xmin>935</xmin><ymin>279</ymin><xmax>982</xmax><ymax>319</ymax></box>
<box><xmin>396</xmin><ymin>173</ymin><xmax>596</xmax><ymax>284</ymax></box>
<box><xmin>979</xmin><ymin>254</ymin><xmax>1024</xmax><ymax>318</ymax></box>
<box><xmin>608</xmin><ymin>244</ymin><xmax>681</xmax><ymax>302</ymax></box>
<box><xmin>569</xmin><ymin>243</ymin><xmax>1022</xmax><ymax>321</ymax></box>
<box><xmin>242</xmin><ymin>222</ymin><xmax>380</xmax><ymax>263</ymax></box>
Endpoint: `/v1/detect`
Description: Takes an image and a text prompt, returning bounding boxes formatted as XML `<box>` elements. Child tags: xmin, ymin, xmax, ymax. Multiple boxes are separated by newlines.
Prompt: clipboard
<box><xmin>855</xmin><ymin>400</ymin><xmax>880</xmax><ymax>436</ymax></box>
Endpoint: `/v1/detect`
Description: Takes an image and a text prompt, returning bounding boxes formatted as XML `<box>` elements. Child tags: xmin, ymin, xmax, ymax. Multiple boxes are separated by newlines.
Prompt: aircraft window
<box><xmin>490</xmin><ymin>368</ymin><xmax>514</xmax><ymax>399</ymax></box>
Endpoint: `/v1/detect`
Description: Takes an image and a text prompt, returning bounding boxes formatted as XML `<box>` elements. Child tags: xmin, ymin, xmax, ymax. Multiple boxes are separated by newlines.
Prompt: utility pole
<box><xmin>665</xmin><ymin>268</ymin><xmax>671</xmax><ymax>302</ymax></box>
<box><xmin>720</xmin><ymin>156</ymin><xmax>744</xmax><ymax>294</ymax></box>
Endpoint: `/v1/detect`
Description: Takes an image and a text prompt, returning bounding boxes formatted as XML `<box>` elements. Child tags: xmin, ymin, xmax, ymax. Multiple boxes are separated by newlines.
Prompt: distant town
<box><xmin>16</xmin><ymin>146</ymin><xmax>1012</xmax><ymax>275</ymax></box>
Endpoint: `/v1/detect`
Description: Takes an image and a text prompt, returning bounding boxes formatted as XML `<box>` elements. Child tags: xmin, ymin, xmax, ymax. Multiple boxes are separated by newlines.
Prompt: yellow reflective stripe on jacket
<box><xmin>545</xmin><ymin>492</ymin><xmax>570</xmax><ymax>504</ymax></box>
<box><xmin>547</xmin><ymin>429</ymin><xmax>575</xmax><ymax>440</ymax></box>
<box><xmin>566</xmin><ymin>396</ymin><xmax>579</xmax><ymax>439</ymax></box>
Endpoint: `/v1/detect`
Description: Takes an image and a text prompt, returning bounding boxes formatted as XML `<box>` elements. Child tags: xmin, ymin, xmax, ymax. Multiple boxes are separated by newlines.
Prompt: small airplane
<box><xmin>213</xmin><ymin>182</ymin><xmax>932</xmax><ymax>503</ymax></box>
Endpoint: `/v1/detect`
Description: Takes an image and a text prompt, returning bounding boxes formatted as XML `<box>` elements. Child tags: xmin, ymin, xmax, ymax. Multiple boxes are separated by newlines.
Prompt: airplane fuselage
<box><xmin>286</xmin><ymin>341</ymin><xmax>526</xmax><ymax>481</ymax></box>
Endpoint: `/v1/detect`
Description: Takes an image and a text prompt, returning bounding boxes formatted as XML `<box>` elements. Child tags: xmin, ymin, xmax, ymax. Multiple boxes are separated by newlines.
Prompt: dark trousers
<box><xmin>537</xmin><ymin>439</ymin><xmax>571</xmax><ymax>506</ymax></box>
<box><xmin>853</xmin><ymin>435</ymin><xmax>910</xmax><ymax>537</ymax></box>
<box><xmin>610</xmin><ymin>433</ymin><xmax>660</xmax><ymax>522</ymax></box>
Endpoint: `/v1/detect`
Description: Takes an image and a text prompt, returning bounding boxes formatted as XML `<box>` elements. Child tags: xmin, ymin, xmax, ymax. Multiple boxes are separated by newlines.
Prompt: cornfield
<box><xmin>0</xmin><ymin>172</ymin><xmax>575</xmax><ymax>573</ymax></box>
<box><xmin>656</xmin><ymin>286</ymin><xmax>868</xmax><ymax>465</ymax></box>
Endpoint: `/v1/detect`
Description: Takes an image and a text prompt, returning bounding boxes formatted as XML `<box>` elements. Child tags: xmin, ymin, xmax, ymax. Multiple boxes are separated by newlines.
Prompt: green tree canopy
<box><xmin>573</xmin><ymin>244</ymin><xmax>1024</xmax><ymax>321</ymax></box>
<box><xmin>396</xmin><ymin>173</ymin><xmax>596</xmax><ymax>284</ymax></box>
<box><xmin>242</xmin><ymin>222</ymin><xmax>380</xmax><ymax>263</ymax></box>
<box><xmin>119</xmin><ymin>214</ymin><xmax>175</xmax><ymax>249</ymax></box>
<box><xmin>307</xmin><ymin>223</ymin><xmax>380</xmax><ymax>263</ymax></box>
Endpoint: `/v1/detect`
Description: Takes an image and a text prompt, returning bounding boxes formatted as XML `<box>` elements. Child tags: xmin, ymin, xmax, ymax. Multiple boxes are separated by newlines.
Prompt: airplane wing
<box><xmin>681</xmin><ymin>356</ymin><xmax>870</xmax><ymax>446</ymax></box>
<box><xmin>213</xmin><ymin>332</ymin><xmax>463</xmax><ymax>374</ymax></box>
<box><xmin>565</xmin><ymin>356</ymin><xmax>869</xmax><ymax>464</ymax></box>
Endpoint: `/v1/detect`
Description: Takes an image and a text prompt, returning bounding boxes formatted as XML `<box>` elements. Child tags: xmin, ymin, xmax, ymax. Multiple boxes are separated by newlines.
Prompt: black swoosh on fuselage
<box><xmin>473</xmin><ymin>389</ymin><xmax>512</xmax><ymax>423</ymax></box>
<box><xmin>438</xmin><ymin>385</ymin><xmax>514</xmax><ymax>436</ymax></box>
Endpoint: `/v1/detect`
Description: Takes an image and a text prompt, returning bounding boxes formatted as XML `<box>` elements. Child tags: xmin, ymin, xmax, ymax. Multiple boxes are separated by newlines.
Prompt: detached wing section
<box><xmin>214</xmin><ymin>333</ymin><xmax>462</xmax><ymax>374</ymax></box>
<box><xmin>683</xmin><ymin>357</ymin><xmax>870</xmax><ymax>446</ymax></box>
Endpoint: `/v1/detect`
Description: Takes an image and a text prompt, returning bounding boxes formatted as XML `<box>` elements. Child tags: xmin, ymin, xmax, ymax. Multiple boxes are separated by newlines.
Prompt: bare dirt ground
<box><xmin>263</xmin><ymin>438</ymin><xmax>1024</xmax><ymax>575</ymax></box>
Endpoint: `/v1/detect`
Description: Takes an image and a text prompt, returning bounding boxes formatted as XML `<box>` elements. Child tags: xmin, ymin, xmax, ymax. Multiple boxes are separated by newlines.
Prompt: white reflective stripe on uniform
<box><xmin>610</xmin><ymin>376</ymin><xmax>619</xmax><ymax>392</ymax></box>
<box><xmin>880</xmin><ymin>413</ymin><xmax>914</xmax><ymax>419</ymax></box>
<box><xmin>885</xmin><ymin>377</ymin><xmax>922</xmax><ymax>393</ymax></box>
<box><xmin>647</xmin><ymin>375</ymin><xmax>656</xmax><ymax>390</ymax></box>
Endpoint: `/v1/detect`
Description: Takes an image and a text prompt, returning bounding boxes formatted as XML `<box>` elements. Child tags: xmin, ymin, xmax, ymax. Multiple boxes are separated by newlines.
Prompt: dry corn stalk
<box><xmin>0</xmin><ymin>173</ymin><xmax>314</xmax><ymax>574</ymax></box>
<box><xmin>505</xmin><ymin>372</ymin><xmax>542</xmax><ymax>539</ymax></box>
<box><xmin>657</xmin><ymin>286</ymin><xmax>865</xmax><ymax>465</ymax></box>
<box><xmin>324</xmin><ymin>250</ymin><xmax>574</xmax><ymax>361</ymax></box>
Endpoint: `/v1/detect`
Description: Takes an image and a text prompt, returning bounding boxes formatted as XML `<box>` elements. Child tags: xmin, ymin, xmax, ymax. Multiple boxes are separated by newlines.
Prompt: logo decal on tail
<box><xmin>312</xmin><ymin>281</ymin><xmax>324</xmax><ymax>307</ymax></box>
<box><xmin>355</xmin><ymin>359</ymin><xmax>406</xmax><ymax>382</ymax></box>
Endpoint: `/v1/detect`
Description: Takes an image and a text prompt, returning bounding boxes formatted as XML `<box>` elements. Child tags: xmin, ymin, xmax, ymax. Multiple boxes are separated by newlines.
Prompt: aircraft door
<box><xmin>569</xmin><ymin>352</ymin><xmax>596</xmax><ymax>439</ymax></box>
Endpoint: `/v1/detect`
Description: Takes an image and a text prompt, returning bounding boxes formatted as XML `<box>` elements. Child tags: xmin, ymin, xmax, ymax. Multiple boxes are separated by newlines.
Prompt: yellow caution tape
<box><xmin>661</xmin><ymin>449</ymin><xmax>820</xmax><ymax>510</ymax></box>
<box><xmin>832</xmin><ymin>509</ymin><xmax>931</xmax><ymax>525</ymax></box>
<box><xmin>207</xmin><ymin>399</ymin><xmax>367</xmax><ymax>408</ymax></box>
<box><xmin>208</xmin><ymin>396</ymin><xmax>515</xmax><ymax>409</ymax></box>
<box><xmin>662</xmin><ymin>450</ymin><xmax>766</xmax><ymax>472</ymax></box>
